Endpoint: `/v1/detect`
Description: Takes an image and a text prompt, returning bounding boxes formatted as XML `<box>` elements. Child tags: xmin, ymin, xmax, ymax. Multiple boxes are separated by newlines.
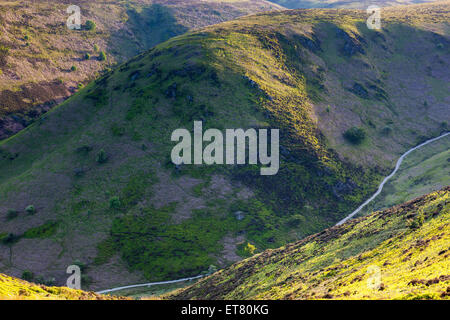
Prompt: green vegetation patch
<box><xmin>344</xmin><ymin>127</ymin><xmax>367</xmax><ymax>144</ymax></box>
<box><xmin>23</xmin><ymin>221</ymin><xmax>59</xmax><ymax>239</ymax></box>
<box><xmin>110</xmin><ymin>204</ymin><xmax>236</xmax><ymax>281</ymax></box>
<box><xmin>170</xmin><ymin>187</ymin><xmax>450</xmax><ymax>300</ymax></box>
<box><xmin>94</xmin><ymin>238</ymin><xmax>116</xmax><ymax>265</ymax></box>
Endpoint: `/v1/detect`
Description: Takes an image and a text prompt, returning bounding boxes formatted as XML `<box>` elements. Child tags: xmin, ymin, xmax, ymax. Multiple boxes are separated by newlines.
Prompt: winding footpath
<box><xmin>97</xmin><ymin>132</ymin><xmax>449</xmax><ymax>295</ymax></box>
<box><xmin>96</xmin><ymin>275</ymin><xmax>204</xmax><ymax>295</ymax></box>
<box><xmin>336</xmin><ymin>131</ymin><xmax>450</xmax><ymax>226</ymax></box>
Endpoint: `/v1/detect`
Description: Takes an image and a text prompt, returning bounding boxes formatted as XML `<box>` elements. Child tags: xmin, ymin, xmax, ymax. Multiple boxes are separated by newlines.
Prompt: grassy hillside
<box><xmin>270</xmin><ymin>0</ymin><xmax>440</xmax><ymax>9</ymax></box>
<box><xmin>0</xmin><ymin>0</ymin><xmax>281</xmax><ymax>139</ymax></box>
<box><xmin>0</xmin><ymin>272</ymin><xmax>125</xmax><ymax>299</ymax></box>
<box><xmin>170</xmin><ymin>187</ymin><xmax>450</xmax><ymax>300</ymax></box>
<box><xmin>0</xmin><ymin>2</ymin><xmax>448</xmax><ymax>290</ymax></box>
<box><xmin>360</xmin><ymin>134</ymin><xmax>450</xmax><ymax>215</ymax></box>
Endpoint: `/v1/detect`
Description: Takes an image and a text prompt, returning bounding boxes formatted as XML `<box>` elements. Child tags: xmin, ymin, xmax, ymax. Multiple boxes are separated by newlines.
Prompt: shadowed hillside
<box><xmin>0</xmin><ymin>2</ymin><xmax>448</xmax><ymax>291</ymax></box>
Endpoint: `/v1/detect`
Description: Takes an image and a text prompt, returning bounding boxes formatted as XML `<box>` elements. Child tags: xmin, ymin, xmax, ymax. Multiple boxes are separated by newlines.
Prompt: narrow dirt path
<box><xmin>336</xmin><ymin>132</ymin><xmax>449</xmax><ymax>226</ymax></box>
<box><xmin>96</xmin><ymin>275</ymin><xmax>204</xmax><ymax>295</ymax></box>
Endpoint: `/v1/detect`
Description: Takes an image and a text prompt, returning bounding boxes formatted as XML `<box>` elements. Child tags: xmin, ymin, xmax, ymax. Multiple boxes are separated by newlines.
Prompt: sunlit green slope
<box><xmin>170</xmin><ymin>187</ymin><xmax>450</xmax><ymax>300</ymax></box>
<box><xmin>0</xmin><ymin>273</ymin><xmax>126</xmax><ymax>300</ymax></box>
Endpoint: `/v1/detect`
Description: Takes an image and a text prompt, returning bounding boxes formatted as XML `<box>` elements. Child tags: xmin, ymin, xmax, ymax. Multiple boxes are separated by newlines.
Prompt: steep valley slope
<box><xmin>359</xmin><ymin>134</ymin><xmax>450</xmax><ymax>216</ymax></box>
<box><xmin>0</xmin><ymin>2</ymin><xmax>448</xmax><ymax>291</ymax></box>
<box><xmin>0</xmin><ymin>0</ymin><xmax>282</xmax><ymax>139</ymax></box>
<box><xmin>169</xmin><ymin>187</ymin><xmax>450</xmax><ymax>300</ymax></box>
